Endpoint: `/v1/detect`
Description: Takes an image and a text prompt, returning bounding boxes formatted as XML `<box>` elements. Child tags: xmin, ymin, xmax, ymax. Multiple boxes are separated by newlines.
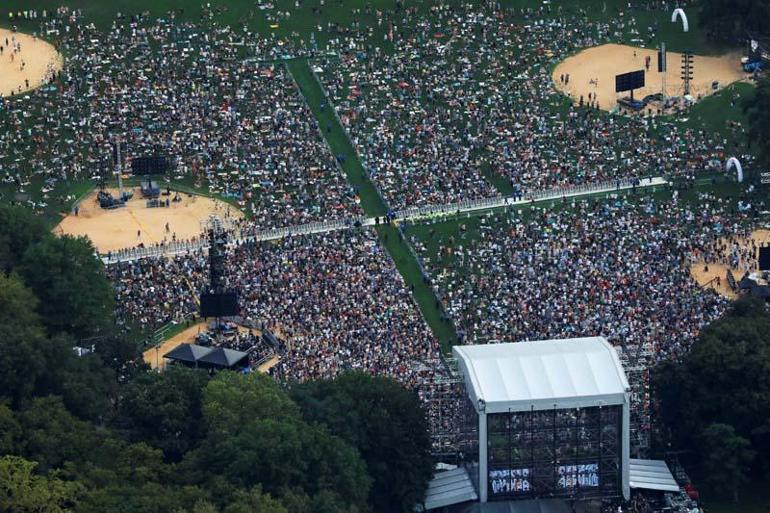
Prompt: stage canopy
<box><xmin>453</xmin><ymin>337</ymin><xmax>629</xmax><ymax>413</ymax></box>
<box><xmin>415</xmin><ymin>467</ymin><xmax>477</xmax><ymax>511</ymax></box>
<box><xmin>164</xmin><ymin>343</ymin><xmax>248</xmax><ymax>369</ymax></box>
<box><xmin>629</xmin><ymin>459</ymin><xmax>680</xmax><ymax>493</ymax></box>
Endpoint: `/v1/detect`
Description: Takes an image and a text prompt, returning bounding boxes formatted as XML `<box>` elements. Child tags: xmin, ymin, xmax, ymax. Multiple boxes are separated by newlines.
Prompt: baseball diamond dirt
<box><xmin>55</xmin><ymin>186</ymin><xmax>243</xmax><ymax>253</ymax></box>
<box><xmin>552</xmin><ymin>43</ymin><xmax>746</xmax><ymax>112</ymax></box>
<box><xmin>0</xmin><ymin>28</ymin><xmax>62</xmax><ymax>97</ymax></box>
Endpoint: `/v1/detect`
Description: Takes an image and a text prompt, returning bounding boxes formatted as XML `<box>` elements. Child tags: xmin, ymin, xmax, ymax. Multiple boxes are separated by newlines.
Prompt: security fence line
<box><xmin>101</xmin><ymin>176</ymin><xmax>667</xmax><ymax>264</ymax></box>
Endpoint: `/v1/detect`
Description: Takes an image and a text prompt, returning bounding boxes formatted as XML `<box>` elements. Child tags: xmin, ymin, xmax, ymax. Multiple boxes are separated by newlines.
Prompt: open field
<box><xmin>0</xmin><ymin>28</ymin><xmax>62</xmax><ymax>97</ymax></box>
<box><xmin>55</xmin><ymin>186</ymin><xmax>242</xmax><ymax>253</ymax></box>
<box><xmin>553</xmin><ymin>43</ymin><xmax>746</xmax><ymax>111</ymax></box>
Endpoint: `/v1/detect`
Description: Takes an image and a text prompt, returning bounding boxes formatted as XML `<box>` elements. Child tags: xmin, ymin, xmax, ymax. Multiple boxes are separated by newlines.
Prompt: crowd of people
<box><xmin>107</xmin><ymin>251</ymin><xmax>207</xmax><ymax>329</ymax></box>
<box><xmin>408</xmin><ymin>191</ymin><xmax>764</xmax><ymax>443</ymax></box>
<box><xmin>319</xmin><ymin>1</ymin><xmax>741</xmax><ymax>209</ymax></box>
<box><xmin>108</xmin><ymin>229</ymin><xmax>441</xmax><ymax>385</ymax></box>
<box><xmin>6</xmin><ymin>0</ymin><xmax>763</xmax><ymax>464</ymax></box>
<box><xmin>0</xmin><ymin>7</ymin><xmax>360</xmax><ymax>228</ymax></box>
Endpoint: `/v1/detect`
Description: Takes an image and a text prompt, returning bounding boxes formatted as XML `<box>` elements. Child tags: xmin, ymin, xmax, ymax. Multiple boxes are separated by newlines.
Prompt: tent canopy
<box><xmin>416</xmin><ymin>467</ymin><xmax>477</xmax><ymax>511</ymax></box>
<box><xmin>629</xmin><ymin>459</ymin><xmax>679</xmax><ymax>493</ymax></box>
<box><xmin>453</xmin><ymin>337</ymin><xmax>629</xmax><ymax>413</ymax></box>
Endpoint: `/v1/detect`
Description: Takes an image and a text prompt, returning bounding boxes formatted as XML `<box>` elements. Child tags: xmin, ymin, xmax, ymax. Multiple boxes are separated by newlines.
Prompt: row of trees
<box><xmin>699</xmin><ymin>0</ymin><xmax>770</xmax><ymax>43</ymax></box>
<box><xmin>655</xmin><ymin>297</ymin><xmax>770</xmax><ymax>502</ymax></box>
<box><xmin>0</xmin><ymin>204</ymin><xmax>434</xmax><ymax>512</ymax></box>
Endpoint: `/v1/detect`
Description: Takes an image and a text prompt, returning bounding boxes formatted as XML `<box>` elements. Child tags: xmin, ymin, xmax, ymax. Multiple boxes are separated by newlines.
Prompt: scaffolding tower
<box><xmin>618</xmin><ymin>342</ymin><xmax>653</xmax><ymax>456</ymax></box>
<box><xmin>414</xmin><ymin>357</ymin><xmax>466</xmax><ymax>460</ymax></box>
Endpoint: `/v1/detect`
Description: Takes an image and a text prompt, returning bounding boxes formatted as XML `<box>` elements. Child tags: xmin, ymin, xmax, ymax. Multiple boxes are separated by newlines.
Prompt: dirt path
<box><xmin>0</xmin><ymin>29</ymin><xmax>63</xmax><ymax>97</ymax></box>
<box><xmin>552</xmin><ymin>43</ymin><xmax>746</xmax><ymax>112</ymax></box>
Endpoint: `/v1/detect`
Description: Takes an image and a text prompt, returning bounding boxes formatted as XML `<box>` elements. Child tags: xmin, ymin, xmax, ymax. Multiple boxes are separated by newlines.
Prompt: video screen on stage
<box><xmin>200</xmin><ymin>292</ymin><xmax>239</xmax><ymax>318</ymax></box>
<box><xmin>615</xmin><ymin>70</ymin><xmax>645</xmax><ymax>93</ymax></box>
<box><xmin>487</xmin><ymin>406</ymin><xmax>621</xmax><ymax>500</ymax></box>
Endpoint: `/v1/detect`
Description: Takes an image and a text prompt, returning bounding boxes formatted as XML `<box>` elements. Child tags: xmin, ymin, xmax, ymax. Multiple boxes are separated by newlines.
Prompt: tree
<box><xmin>654</xmin><ymin>297</ymin><xmax>770</xmax><ymax>480</ymax></box>
<box><xmin>0</xmin><ymin>456</ymin><xmax>83</xmax><ymax>513</ymax></box>
<box><xmin>744</xmin><ymin>76</ymin><xmax>770</xmax><ymax>167</ymax></box>
<box><xmin>700</xmin><ymin>424</ymin><xmax>755</xmax><ymax>502</ymax></box>
<box><xmin>201</xmin><ymin>372</ymin><xmax>299</xmax><ymax>434</ymax></box>
<box><xmin>290</xmin><ymin>372</ymin><xmax>433</xmax><ymax>513</ymax></box>
<box><xmin>0</xmin><ymin>404</ymin><xmax>22</xmax><ymax>456</ymax></box>
<box><xmin>0</xmin><ymin>204</ymin><xmax>48</xmax><ymax>274</ymax></box>
<box><xmin>18</xmin><ymin>235</ymin><xmax>114</xmax><ymax>339</ymax></box>
<box><xmin>0</xmin><ymin>274</ymin><xmax>47</xmax><ymax>406</ymax></box>
<box><xmin>223</xmin><ymin>486</ymin><xmax>288</xmax><ymax>513</ymax></box>
<box><xmin>699</xmin><ymin>0</ymin><xmax>770</xmax><ymax>42</ymax></box>
<box><xmin>196</xmin><ymin>372</ymin><xmax>371</xmax><ymax>512</ymax></box>
<box><xmin>119</xmin><ymin>367</ymin><xmax>210</xmax><ymax>461</ymax></box>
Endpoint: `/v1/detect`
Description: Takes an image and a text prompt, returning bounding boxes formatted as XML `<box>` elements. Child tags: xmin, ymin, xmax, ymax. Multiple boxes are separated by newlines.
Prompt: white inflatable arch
<box><xmin>672</xmin><ymin>8</ymin><xmax>689</xmax><ymax>32</ymax></box>
<box><xmin>726</xmin><ymin>157</ymin><xmax>744</xmax><ymax>183</ymax></box>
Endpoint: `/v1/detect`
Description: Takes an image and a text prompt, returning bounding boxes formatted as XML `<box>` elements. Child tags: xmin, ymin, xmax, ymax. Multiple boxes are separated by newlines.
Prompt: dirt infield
<box><xmin>55</xmin><ymin>186</ymin><xmax>243</xmax><ymax>253</ymax></box>
<box><xmin>690</xmin><ymin>229</ymin><xmax>770</xmax><ymax>299</ymax></box>
<box><xmin>552</xmin><ymin>43</ymin><xmax>746</xmax><ymax>112</ymax></box>
<box><xmin>0</xmin><ymin>29</ymin><xmax>63</xmax><ymax>97</ymax></box>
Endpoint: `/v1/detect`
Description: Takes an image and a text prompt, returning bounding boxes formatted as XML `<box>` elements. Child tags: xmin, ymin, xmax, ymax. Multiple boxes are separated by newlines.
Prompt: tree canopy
<box><xmin>699</xmin><ymin>0</ymin><xmax>770</xmax><ymax>42</ymax></box>
<box><xmin>744</xmin><ymin>76</ymin><xmax>770</xmax><ymax>168</ymax></box>
<box><xmin>290</xmin><ymin>372</ymin><xmax>434</xmax><ymax>513</ymax></box>
<box><xmin>654</xmin><ymin>297</ymin><xmax>770</xmax><ymax>500</ymax></box>
<box><xmin>0</xmin><ymin>205</ymin><xmax>432</xmax><ymax>513</ymax></box>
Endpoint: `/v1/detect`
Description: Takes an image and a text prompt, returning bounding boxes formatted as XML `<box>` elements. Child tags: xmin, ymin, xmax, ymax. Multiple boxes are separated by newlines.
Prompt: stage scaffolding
<box><xmin>618</xmin><ymin>342</ymin><xmax>653</xmax><ymax>456</ymax></box>
<box><xmin>486</xmin><ymin>405</ymin><xmax>623</xmax><ymax>500</ymax></box>
<box><xmin>415</xmin><ymin>357</ymin><xmax>466</xmax><ymax>460</ymax></box>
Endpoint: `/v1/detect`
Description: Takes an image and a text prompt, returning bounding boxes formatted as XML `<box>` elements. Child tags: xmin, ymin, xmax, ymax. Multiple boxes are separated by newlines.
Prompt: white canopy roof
<box><xmin>416</xmin><ymin>467</ymin><xmax>477</xmax><ymax>511</ymax></box>
<box><xmin>629</xmin><ymin>459</ymin><xmax>680</xmax><ymax>492</ymax></box>
<box><xmin>453</xmin><ymin>337</ymin><xmax>629</xmax><ymax>414</ymax></box>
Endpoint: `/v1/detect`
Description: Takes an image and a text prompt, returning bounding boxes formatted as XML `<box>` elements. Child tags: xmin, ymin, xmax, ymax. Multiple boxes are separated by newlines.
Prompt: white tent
<box><xmin>629</xmin><ymin>459</ymin><xmax>680</xmax><ymax>492</ymax></box>
<box><xmin>453</xmin><ymin>337</ymin><xmax>631</xmax><ymax>503</ymax></box>
<box><xmin>453</xmin><ymin>337</ymin><xmax>630</xmax><ymax>413</ymax></box>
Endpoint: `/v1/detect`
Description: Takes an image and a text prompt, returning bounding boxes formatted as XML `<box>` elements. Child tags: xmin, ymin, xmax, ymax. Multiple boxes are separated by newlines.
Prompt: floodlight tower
<box><xmin>681</xmin><ymin>50</ymin><xmax>694</xmax><ymax>96</ymax></box>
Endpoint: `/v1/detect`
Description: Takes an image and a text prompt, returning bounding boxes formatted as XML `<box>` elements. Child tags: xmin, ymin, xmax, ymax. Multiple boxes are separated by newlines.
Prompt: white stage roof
<box><xmin>453</xmin><ymin>337</ymin><xmax>629</xmax><ymax>413</ymax></box>
<box><xmin>629</xmin><ymin>459</ymin><xmax>680</xmax><ymax>492</ymax></box>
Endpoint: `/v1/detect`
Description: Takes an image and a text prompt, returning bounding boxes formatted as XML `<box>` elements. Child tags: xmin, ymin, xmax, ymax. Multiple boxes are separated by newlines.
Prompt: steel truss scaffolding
<box><xmin>415</xmin><ymin>357</ymin><xmax>466</xmax><ymax>459</ymax></box>
<box><xmin>618</xmin><ymin>342</ymin><xmax>653</xmax><ymax>456</ymax></box>
<box><xmin>418</xmin><ymin>343</ymin><xmax>650</xmax><ymax>464</ymax></box>
<box><xmin>485</xmin><ymin>405</ymin><xmax>623</xmax><ymax>501</ymax></box>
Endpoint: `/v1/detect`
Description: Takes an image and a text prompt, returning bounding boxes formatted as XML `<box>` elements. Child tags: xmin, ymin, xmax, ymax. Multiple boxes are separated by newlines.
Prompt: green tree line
<box><xmin>0</xmin><ymin>204</ymin><xmax>433</xmax><ymax>513</ymax></box>
<box><xmin>654</xmin><ymin>297</ymin><xmax>770</xmax><ymax>502</ymax></box>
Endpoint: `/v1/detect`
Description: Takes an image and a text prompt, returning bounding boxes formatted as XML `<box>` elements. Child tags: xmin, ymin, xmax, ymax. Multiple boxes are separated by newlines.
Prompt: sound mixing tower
<box><xmin>199</xmin><ymin>218</ymin><xmax>239</xmax><ymax>319</ymax></box>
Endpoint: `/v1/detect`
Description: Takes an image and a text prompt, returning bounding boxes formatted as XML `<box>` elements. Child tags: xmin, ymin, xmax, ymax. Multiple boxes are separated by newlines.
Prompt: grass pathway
<box><xmin>286</xmin><ymin>59</ymin><xmax>458</xmax><ymax>350</ymax></box>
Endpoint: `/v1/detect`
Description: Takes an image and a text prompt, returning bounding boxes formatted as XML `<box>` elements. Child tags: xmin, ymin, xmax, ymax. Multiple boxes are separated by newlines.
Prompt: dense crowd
<box><xmin>108</xmin><ymin>251</ymin><xmax>207</xmax><ymax>328</ymax></box>
<box><xmin>108</xmin><ymin>229</ymin><xmax>440</xmax><ymax>385</ymax></box>
<box><xmin>17</xmin><ymin>0</ymin><xmax>760</xmax><ymax>463</ymax></box>
<box><xmin>410</xmin><ymin>194</ymin><xmax>744</xmax><ymax>361</ymax></box>
<box><xmin>320</xmin><ymin>1</ymin><xmax>739</xmax><ymax>209</ymax></box>
<box><xmin>227</xmin><ymin>230</ymin><xmax>440</xmax><ymax>383</ymax></box>
<box><xmin>0</xmin><ymin>7</ymin><xmax>360</xmax><ymax>227</ymax></box>
<box><xmin>408</xmin><ymin>191</ymin><xmax>763</xmax><ymax>443</ymax></box>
